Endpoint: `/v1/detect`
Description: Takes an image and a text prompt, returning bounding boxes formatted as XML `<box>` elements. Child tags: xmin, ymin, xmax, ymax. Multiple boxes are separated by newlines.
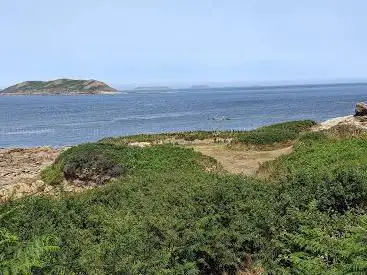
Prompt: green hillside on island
<box><xmin>3</xmin><ymin>117</ymin><xmax>367</xmax><ymax>274</ymax></box>
<box><xmin>0</xmin><ymin>79</ymin><xmax>118</xmax><ymax>95</ymax></box>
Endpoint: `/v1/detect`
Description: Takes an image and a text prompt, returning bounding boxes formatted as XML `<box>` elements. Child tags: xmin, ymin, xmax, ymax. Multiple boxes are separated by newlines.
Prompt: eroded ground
<box><xmin>189</xmin><ymin>143</ymin><xmax>293</xmax><ymax>175</ymax></box>
<box><xmin>0</xmin><ymin>147</ymin><xmax>61</xmax><ymax>201</ymax></box>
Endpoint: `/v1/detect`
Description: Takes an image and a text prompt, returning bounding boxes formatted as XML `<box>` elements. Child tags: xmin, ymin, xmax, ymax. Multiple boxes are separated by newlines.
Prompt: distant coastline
<box><xmin>127</xmin><ymin>81</ymin><xmax>367</xmax><ymax>93</ymax></box>
<box><xmin>2</xmin><ymin>81</ymin><xmax>367</xmax><ymax>95</ymax></box>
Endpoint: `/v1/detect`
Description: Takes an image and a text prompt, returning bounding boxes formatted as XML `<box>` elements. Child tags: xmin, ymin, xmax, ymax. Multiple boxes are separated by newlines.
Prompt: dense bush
<box><xmin>42</xmin><ymin>143</ymin><xmax>128</xmax><ymax>186</ymax></box>
<box><xmin>62</xmin><ymin>152</ymin><xmax>125</xmax><ymax>185</ymax></box>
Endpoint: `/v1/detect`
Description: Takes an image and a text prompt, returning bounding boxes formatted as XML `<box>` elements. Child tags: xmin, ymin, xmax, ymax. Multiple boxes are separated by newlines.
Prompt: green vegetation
<box><xmin>47</xmin><ymin>144</ymin><xmax>126</xmax><ymax>185</ymax></box>
<box><xmin>232</xmin><ymin>120</ymin><xmax>315</xmax><ymax>146</ymax></box>
<box><xmin>3</xmin><ymin>121</ymin><xmax>367</xmax><ymax>274</ymax></box>
<box><xmin>260</xmin><ymin>128</ymin><xmax>367</xmax><ymax>179</ymax></box>
<box><xmin>101</xmin><ymin>119</ymin><xmax>315</xmax><ymax>147</ymax></box>
<box><xmin>0</xmin><ymin>207</ymin><xmax>59</xmax><ymax>274</ymax></box>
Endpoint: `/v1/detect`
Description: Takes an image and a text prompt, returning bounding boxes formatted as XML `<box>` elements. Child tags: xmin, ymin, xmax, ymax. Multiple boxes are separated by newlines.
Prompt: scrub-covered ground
<box><xmin>3</xmin><ymin>119</ymin><xmax>367</xmax><ymax>274</ymax></box>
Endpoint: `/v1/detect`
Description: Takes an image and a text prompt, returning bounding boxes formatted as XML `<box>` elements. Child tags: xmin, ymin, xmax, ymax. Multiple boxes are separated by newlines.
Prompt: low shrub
<box><xmin>63</xmin><ymin>153</ymin><xmax>126</xmax><ymax>185</ymax></box>
<box><xmin>42</xmin><ymin>143</ymin><xmax>127</xmax><ymax>186</ymax></box>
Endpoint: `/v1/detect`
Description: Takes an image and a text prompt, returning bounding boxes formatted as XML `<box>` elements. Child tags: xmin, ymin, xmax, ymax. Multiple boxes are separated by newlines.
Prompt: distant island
<box><xmin>0</xmin><ymin>79</ymin><xmax>118</xmax><ymax>95</ymax></box>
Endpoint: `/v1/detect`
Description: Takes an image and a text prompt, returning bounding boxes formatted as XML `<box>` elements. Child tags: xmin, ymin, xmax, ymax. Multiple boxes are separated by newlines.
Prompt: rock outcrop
<box><xmin>0</xmin><ymin>147</ymin><xmax>61</xmax><ymax>201</ymax></box>
<box><xmin>355</xmin><ymin>102</ymin><xmax>367</xmax><ymax>116</ymax></box>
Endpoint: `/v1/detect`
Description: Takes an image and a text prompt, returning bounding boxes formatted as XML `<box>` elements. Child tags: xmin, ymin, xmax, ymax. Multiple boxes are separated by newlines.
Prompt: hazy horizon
<box><xmin>2</xmin><ymin>78</ymin><xmax>367</xmax><ymax>91</ymax></box>
<box><xmin>1</xmin><ymin>0</ymin><xmax>366</xmax><ymax>87</ymax></box>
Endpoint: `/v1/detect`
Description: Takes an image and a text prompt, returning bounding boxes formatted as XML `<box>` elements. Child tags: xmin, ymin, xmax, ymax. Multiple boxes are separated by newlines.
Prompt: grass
<box><xmin>40</xmin><ymin>163</ymin><xmax>63</xmax><ymax>186</ymax></box>
<box><xmin>3</xmin><ymin>121</ymin><xmax>367</xmax><ymax>274</ymax></box>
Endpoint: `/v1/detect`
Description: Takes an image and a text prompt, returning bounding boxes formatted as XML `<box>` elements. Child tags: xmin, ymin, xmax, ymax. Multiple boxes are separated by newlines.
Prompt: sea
<box><xmin>1</xmin><ymin>83</ymin><xmax>366</xmax><ymax>148</ymax></box>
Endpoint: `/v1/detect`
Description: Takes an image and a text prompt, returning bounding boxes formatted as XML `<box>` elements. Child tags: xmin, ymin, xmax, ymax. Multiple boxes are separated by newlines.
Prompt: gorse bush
<box><xmin>62</xmin><ymin>151</ymin><xmax>125</xmax><ymax>185</ymax></box>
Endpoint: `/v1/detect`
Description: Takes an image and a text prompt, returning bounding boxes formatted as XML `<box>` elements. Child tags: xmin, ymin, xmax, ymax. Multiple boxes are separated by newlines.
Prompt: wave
<box><xmin>2</xmin><ymin>129</ymin><xmax>54</xmax><ymax>135</ymax></box>
<box><xmin>112</xmin><ymin>111</ymin><xmax>200</xmax><ymax>122</ymax></box>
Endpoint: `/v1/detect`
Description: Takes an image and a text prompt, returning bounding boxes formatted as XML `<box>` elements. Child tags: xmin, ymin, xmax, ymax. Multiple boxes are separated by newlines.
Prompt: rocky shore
<box><xmin>0</xmin><ymin>147</ymin><xmax>61</xmax><ymax>201</ymax></box>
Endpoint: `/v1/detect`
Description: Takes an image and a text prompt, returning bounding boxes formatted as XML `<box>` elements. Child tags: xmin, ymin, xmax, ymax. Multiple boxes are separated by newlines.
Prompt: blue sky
<box><xmin>1</xmin><ymin>0</ymin><xmax>366</xmax><ymax>87</ymax></box>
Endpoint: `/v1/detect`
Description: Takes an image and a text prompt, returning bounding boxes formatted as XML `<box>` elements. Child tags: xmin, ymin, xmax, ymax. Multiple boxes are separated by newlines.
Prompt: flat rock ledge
<box><xmin>0</xmin><ymin>147</ymin><xmax>61</xmax><ymax>201</ymax></box>
<box><xmin>314</xmin><ymin>115</ymin><xmax>367</xmax><ymax>131</ymax></box>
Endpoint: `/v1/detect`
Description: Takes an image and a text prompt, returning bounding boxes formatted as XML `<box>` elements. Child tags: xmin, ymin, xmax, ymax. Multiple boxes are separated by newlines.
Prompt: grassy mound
<box><xmin>3</xmin><ymin>121</ymin><xmax>367</xmax><ymax>274</ymax></box>
<box><xmin>42</xmin><ymin>143</ymin><xmax>220</xmax><ymax>186</ymax></box>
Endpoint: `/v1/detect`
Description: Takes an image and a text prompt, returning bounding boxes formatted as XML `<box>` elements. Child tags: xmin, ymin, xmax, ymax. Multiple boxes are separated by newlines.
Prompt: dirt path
<box><xmin>189</xmin><ymin>143</ymin><xmax>293</xmax><ymax>175</ymax></box>
<box><xmin>0</xmin><ymin>147</ymin><xmax>61</xmax><ymax>201</ymax></box>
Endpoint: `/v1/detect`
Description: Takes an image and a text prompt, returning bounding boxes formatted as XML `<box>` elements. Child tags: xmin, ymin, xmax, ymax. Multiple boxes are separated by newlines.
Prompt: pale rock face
<box><xmin>128</xmin><ymin>142</ymin><xmax>152</xmax><ymax>148</ymax></box>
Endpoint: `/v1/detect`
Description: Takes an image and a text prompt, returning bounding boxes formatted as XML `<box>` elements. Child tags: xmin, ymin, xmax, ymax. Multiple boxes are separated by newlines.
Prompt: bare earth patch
<box><xmin>188</xmin><ymin>142</ymin><xmax>293</xmax><ymax>175</ymax></box>
<box><xmin>0</xmin><ymin>147</ymin><xmax>61</xmax><ymax>201</ymax></box>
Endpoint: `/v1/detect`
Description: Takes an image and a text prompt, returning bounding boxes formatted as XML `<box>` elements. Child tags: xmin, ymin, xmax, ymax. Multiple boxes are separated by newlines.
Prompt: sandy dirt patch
<box><xmin>188</xmin><ymin>143</ymin><xmax>293</xmax><ymax>175</ymax></box>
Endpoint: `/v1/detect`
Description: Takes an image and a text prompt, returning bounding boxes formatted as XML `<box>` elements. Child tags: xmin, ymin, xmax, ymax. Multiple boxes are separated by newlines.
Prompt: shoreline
<box><xmin>0</xmin><ymin>115</ymin><xmax>356</xmax><ymax>150</ymax></box>
<box><xmin>0</xmin><ymin>115</ymin><xmax>361</xmax><ymax>201</ymax></box>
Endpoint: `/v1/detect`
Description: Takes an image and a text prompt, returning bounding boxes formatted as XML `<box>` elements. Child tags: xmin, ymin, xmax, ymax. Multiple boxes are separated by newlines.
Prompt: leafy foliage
<box><xmin>0</xmin><ymin>208</ymin><xmax>59</xmax><ymax>274</ymax></box>
<box><xmin>3</xmin><ymin>121</ymin><xmax>367</xmax><ymax>274</ymax></box>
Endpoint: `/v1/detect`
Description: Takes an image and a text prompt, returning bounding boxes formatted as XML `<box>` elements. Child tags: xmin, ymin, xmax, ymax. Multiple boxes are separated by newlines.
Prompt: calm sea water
<box><xmin>1</xmin><ymin>84</ymin><xmax>366</xmax><ymax>148</ymax></box>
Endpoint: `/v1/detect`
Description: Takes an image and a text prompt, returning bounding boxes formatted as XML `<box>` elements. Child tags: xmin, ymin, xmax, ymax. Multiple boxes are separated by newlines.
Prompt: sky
<box><xmin>1</xmin><ymin>0</ymin><xmax>366</xmax><ymax>87</ymax></box>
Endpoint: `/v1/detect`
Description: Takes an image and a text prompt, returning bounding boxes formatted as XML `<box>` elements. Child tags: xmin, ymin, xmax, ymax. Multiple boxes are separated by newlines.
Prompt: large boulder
<box><xmin>355</xmin><ymin>102</ymin><xmax>367</xmax><ymax>116</ymax></box>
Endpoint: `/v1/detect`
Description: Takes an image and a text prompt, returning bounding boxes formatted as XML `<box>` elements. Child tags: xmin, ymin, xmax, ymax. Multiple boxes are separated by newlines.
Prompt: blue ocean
<box><xmin>1</xmin><ymin>84</ymin><xmax>366</xmax><ymax>148</ymax></box>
